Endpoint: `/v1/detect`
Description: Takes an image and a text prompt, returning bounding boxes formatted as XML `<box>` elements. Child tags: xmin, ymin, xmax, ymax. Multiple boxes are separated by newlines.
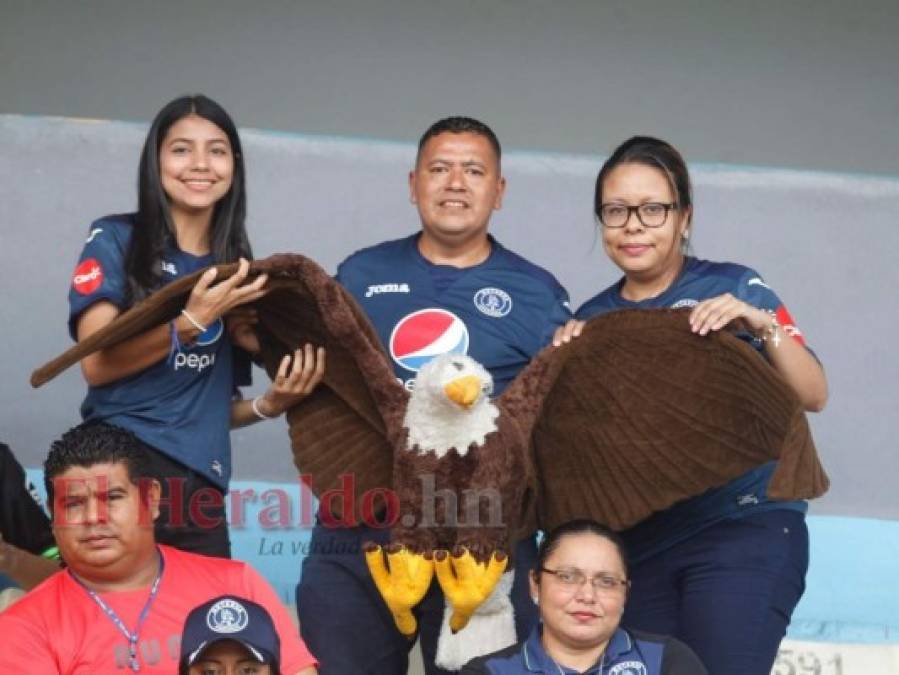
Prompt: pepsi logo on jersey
<box><xmin>193</xmin><ymin>318</ymin><xmax>224</xmax><ymax>347</ymax></box>
<box><xmin>389</xmin><ymin>309</ymin><xmax>469</xmax><ymax>388</ymax></box>
<box><xmin>172</xmin><ymin>319</ymin><xmax>224</xmax><ymax>373</ymax></box>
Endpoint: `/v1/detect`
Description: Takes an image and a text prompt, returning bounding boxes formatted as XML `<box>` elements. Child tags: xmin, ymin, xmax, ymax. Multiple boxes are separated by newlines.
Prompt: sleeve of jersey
<box><xmin>67</xmin><ymin>222</ymin><xmax>130</xmax><ymax>340</ymax></box>
<box><xmin>240</xmin><ymin>563</ymin><xmax>319</xmax><ymax>671</ymax></box>
<box><xmin>538</xmin><ymin>283</ymin><xmax>574</xmax><ymax>347</ymax></box>
<box><xmin>736</xmin><ymin>268</ymin><xmax>808</xmax><ymax>348</ymax></box>
<box><xmin>0</xmin><ymin>610</ymin><xmax>59</xmax><ymax>671</ymax></box>
<box><xmin>334</xmin><ymin>257</ymin><xmax>353</xmax><ymax>287</ymax></box>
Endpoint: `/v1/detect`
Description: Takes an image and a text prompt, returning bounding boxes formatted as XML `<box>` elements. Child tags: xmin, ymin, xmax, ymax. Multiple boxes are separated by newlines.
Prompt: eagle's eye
<box><xmin>451</xmin><ymin>361</ymin><xmax>464</xmax><ymax>371</ymax></box>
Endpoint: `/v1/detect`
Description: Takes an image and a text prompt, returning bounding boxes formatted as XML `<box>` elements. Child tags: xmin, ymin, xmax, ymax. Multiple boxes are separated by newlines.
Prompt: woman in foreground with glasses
<box><xmin>461</xmin><ymin>520</ymin><xmax>706</xmax><ymax>674</ymax></box>
<box><xmin>557</xmin><ymin>136</ymin><xmax>828</xmax><ymax>674</ymax></box>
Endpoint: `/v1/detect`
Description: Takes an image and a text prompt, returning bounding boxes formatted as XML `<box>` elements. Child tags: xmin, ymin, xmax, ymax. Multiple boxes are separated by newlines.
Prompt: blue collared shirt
<box><xmin>462</xmin><ymin>624</ymin><xmax>707</xmax><ymax>675</ymax></box>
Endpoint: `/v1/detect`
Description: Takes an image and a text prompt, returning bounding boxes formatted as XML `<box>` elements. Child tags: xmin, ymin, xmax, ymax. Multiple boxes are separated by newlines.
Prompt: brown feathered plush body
<box><xmin>33</xmin><ymin>253</ymin><xmax>829</xmax><ymax>670</ymax></box>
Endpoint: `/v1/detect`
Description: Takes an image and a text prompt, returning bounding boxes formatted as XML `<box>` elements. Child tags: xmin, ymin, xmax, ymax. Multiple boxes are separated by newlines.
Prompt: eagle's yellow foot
<box><xmin>434</xmin><ymin>547</ymin><xmax>508</xmax><ymax>633</ymax></box>
<box><xmin>365</xmin><ymin>543</ymin><xmax>435</xmax><ymax>638</ymax></box>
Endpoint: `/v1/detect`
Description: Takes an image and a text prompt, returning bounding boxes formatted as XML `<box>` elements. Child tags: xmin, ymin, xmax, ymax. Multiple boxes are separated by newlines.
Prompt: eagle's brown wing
<box><xmin>498</xmin><ymin>308</ymin><xmax>828</xmax><ymax>533</ymax></box>
<box><xmin>31</xmin><ymin>254</ymin><xmax>406</xmax><ymax>521</ymax></box>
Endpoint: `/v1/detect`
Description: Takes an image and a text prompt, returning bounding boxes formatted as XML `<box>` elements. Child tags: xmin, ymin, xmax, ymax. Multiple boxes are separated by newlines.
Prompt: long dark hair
<box><xmin>125</xmin><ymin>94</ymin><xmax>252</xmax><ymax>303</ymax></box>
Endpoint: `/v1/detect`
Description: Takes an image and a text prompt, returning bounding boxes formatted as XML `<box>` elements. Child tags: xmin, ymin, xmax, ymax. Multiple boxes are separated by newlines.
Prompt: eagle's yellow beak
<box><xmin>444</xmin><ymin>375</ymin><xmax>482</xmax><ymax>408</ymax></box>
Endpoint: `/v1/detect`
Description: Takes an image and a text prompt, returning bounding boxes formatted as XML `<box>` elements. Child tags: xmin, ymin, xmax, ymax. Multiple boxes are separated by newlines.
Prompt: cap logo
<box><xmin>206</xmin><ymin>598</ymin><xmax>249</xmax><ymax>634</ymax></box>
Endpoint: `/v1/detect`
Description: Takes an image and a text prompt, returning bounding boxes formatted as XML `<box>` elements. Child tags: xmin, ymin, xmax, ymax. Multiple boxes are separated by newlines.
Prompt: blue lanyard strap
<box><xmin>69</xmin><ymin>547</ymin><xmax>165</xmax><ymax>673</ymax></box>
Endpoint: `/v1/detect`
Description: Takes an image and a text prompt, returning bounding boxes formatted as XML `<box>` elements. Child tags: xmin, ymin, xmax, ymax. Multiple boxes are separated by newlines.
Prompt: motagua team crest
<box><xmin>206</xmin><ymin>598</ymin><xmax>249</xmax><ymax>634</ymax></box>
<box><xmin>389</xmin><ymin>308</ymin><xmax>470</xmax><ymax>380</ymax></box>
<box><xmin>473</xmin><ymin>286</ymin><xmax>513</xmax><ymax>318</ymax></box>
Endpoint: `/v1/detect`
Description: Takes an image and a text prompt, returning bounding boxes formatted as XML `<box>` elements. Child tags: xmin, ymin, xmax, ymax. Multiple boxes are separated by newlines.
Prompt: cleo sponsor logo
<box><xmin>775</xmin><ymin>305</ymin><xmax>805</xmax><ymax>345</ymax></box>
<box><xmin>72</xmin><ymin>258</ymin><xmax>104</xmax><ymax>295</ymax></box>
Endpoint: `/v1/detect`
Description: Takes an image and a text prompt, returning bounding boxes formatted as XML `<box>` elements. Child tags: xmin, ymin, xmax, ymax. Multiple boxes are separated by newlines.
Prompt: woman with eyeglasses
<box><xmin>552</xmin><ymin>136</ymin><xmax>828</xmax><ymax>674</ymax></box>
<box><xmin>461</xmin><ymin>520</ymin><xmax>706</xmax><ymax>674</ymax></box>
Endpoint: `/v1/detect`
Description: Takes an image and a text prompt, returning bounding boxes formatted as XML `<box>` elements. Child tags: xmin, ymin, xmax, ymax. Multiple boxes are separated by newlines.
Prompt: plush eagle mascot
<box><xmin>32</xmin><ymin>254</ymin><xmax>829</xmax><ymax>670</ymax></box>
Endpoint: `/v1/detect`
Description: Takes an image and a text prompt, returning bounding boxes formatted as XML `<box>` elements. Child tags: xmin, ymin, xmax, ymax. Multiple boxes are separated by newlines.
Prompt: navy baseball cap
<box><xmin>179</xmin><ymin>595</ymin><xmax>281</xmax><ymax>674</ymax></box>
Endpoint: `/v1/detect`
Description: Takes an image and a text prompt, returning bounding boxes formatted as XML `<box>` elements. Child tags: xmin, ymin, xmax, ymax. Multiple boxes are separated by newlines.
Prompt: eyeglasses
<box><xmin>540</xmin><ymin>567</ymin><xmax>630</xmax><ymax>595</ymax></box>
<box><xmin>598</xmin><ymin>202</ymin><xmax>677</xmax><ymax>228</ymax></box>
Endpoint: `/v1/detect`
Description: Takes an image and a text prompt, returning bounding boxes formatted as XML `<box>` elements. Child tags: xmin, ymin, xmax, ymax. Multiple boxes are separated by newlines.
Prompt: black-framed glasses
<box><xmin>540</xmin><ymin>567</ymin><xmax>630</xmax><ymax>595</ymax></box>
<box><xmin>598</xmin><ymin>202</ymin><xmax>677</xmax><ymax>228</ymax></box>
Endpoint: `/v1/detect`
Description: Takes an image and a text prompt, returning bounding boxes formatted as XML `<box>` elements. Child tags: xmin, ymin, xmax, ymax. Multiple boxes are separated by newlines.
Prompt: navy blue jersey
<box><xmin>337</xmin><ymin>234</ymin><xmax>571</xmax><ymax>394</ymax></box>
<box><xmin>576</xmin><ymin>257</ymin><xmax>813</xmax><ymax>561</ymax></box>
<box><xmin>68</xmin><ymin>214</ymin><xmax>247</xmax><ymax>488</ymax></box>
<box><xmin>461</xmin><ymin>625</ymin><xmax>707</xmax><ymax>674</ymax></box>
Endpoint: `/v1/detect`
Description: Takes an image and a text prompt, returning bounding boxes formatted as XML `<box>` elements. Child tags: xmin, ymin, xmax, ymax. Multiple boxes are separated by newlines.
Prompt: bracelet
<box><xmin>252</xmin><ymin>395</ymin><xmax>275</xmax><ymax>420</ymax></box>
<box><xmin>180</xmin><ymin>309</ymin><xmax>207</xmax><ymax>333</ymax></box>
<box><xmin>757</xmin><ymin>310</ymin><xmax>782</xmax><ymax>348</ymax></box>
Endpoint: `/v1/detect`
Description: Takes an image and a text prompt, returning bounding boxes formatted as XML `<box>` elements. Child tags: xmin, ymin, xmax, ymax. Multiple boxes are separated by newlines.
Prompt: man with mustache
<box><xmin>0</xmin><ymin>422</ymin><xmax>318</xmax><ymax>674</ymax></box>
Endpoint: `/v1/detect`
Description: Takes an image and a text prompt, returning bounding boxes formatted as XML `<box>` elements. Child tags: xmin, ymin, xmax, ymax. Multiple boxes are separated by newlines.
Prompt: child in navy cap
<box><xmin>180</xmin><ymin>595</ymin><xmax>281</xmax><ymax>675</ymax></box>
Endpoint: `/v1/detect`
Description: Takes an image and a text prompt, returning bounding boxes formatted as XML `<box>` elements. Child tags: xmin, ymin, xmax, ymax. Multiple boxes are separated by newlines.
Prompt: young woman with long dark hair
<box><xmin>68</xmin><ymin>94</ymin><xmax>324</xmax><ymax>557</ymax></box>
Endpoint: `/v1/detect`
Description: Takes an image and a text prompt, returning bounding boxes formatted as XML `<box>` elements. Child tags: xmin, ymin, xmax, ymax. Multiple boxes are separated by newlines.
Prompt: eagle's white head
<box><xmin>403</xmin><ymin>353</ymin><xmax>499</xmax><ymax>457</ymax></box>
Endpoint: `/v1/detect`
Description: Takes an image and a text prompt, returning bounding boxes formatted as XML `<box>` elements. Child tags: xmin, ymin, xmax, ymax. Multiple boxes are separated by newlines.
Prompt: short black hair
<box><xmin>416</xmin><ymin>116</ymin><xmax>502</xmax><ymax>165</ymax></box>
<box><xmin>44</xmin><ymin>422</ymin><xmax>154</xmax><ymax>509</ymax></box>
<box><xmin>534</xmin><ymin>519</ymin><xmax>629</xmax><ymax>581</ymax></box>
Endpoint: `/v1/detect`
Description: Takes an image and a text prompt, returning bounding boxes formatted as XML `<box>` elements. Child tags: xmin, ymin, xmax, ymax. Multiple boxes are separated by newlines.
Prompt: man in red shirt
<box><xmin>0</xmin><ymin>422</ymin><xmax>318</xmax><ymax>674</ymax></box>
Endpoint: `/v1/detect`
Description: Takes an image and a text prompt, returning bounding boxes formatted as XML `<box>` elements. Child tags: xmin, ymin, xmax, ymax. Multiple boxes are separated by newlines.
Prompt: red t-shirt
<box><xmin>0</xmin><ymin>545</ymin><xmax>316</xmax><ymax>674</ymax></box>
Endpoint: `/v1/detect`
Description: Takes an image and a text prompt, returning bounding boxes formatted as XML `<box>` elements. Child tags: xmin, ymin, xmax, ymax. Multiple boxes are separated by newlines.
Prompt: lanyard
<box><xmin>69</xmin><ymin>548</ymin><xmax>165</xmax><ymax>673</ymax></box>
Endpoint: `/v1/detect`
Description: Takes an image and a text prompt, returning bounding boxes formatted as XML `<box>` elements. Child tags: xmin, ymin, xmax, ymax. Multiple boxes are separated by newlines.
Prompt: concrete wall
<box><xmin>2</xmin><ymin>0</ymin><xmax>898</xmax><ymax>175</ymax></box>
